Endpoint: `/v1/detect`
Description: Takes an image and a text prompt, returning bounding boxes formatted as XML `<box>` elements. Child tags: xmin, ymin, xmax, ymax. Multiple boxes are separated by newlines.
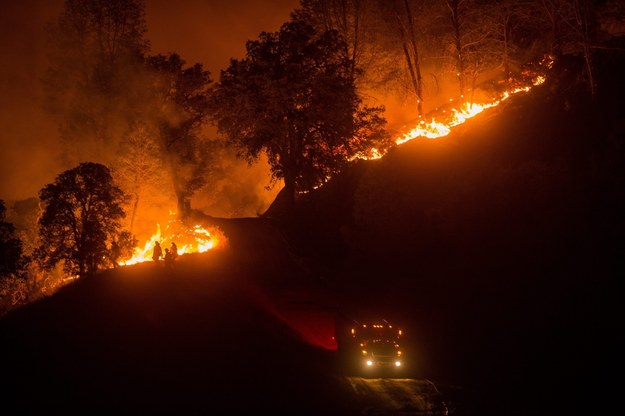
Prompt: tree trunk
<box><xmin>129</xmin><ymin>192</ymin><xmax>139</xmax><ymax>233</ymax></box>
<box><xmin>503</xmin><ymin>14</ymin><xmax>510</xmax><ymax>85</ymax></box>
<box><xmin>394</xmin><ymin>10</ymin><xmax>423</xmax><ymax>118</ymax></box>
<box><xmin>447</xmin><ymin>0</ymin><xmax>466</xmax><ymax>97</ymax></box>
<box><xmin>284</xmin><ymin>174</ymin><xmax>296</xmax><ymax>212</ymax></box>
<box><xmin>176</xmin><ymin>192</ymin><xmax>191</xmax><ymax>218</ymax></box>
<box><xmin>541</xmin><ymin>0</ymin><xmax>563</xmax><ymax>58</ymax></box>
<box><xmin>574</xmin><ymin>0</ymin><xmax>596</xmax><ymax>100</ymax></box>
<box><xmin>403</xmin><ymin>0</ymin><xmax>424</xmax><ymax>116</ymax></box>
<box><xmin>168</xmin><ymin>154</ymin><xmax>192</xmax><ymax>218</ymax></box>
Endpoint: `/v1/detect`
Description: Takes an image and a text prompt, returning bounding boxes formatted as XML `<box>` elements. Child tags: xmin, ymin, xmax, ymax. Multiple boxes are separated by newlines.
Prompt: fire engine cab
<box><xmin>336</xmin><ymin>318</ymin><xmax>404</xmax><ymax>373</ymax></box>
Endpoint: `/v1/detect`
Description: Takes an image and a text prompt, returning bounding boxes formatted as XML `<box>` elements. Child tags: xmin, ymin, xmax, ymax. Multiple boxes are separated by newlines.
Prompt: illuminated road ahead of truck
<box><xmin>345</xmin><ymin>377</ymin><xmax>449</xmax><ymax>415</ymax></box>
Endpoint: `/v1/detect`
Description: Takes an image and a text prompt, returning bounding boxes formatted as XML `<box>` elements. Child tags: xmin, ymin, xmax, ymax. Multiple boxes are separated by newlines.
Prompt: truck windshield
<box><xmin>356</xmin><ymin>324</ymin><xmax>399</xmax><ymax>341</ymax></box>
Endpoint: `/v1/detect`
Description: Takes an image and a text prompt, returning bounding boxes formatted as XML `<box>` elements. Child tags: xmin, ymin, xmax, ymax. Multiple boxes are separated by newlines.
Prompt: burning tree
<box><xmin>36</xmin><ymin>162</ymin><xmax>133</xmax><ymax>277</ymax></box>
<box><xmin>209</xmin><ymin>13</ymin><xmax>391</xmax><ymax>207</ymax></box>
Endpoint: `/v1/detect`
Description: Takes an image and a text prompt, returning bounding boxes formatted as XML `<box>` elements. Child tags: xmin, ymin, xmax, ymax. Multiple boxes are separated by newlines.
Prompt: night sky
<box><xmin>0</xmin><ymin>0</ymin><xmax>299</xmax><ymax>201</ymax></box>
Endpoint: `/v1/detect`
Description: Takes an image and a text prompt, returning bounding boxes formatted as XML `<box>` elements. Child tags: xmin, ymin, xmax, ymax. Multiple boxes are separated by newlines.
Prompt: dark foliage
<box><xmin>145</xmin><ymin>53</ymin><xmax>214</xmax><ymax>215</ymax></box>
<box><xmin>210</xmin><ymin>13</ymin><xmax>392</xmax><ymax>206</ymax></box>
<box><xmin>36</xmin><ymin>162</ymin><xmax>130</xmax><ymax>277</ymax></box>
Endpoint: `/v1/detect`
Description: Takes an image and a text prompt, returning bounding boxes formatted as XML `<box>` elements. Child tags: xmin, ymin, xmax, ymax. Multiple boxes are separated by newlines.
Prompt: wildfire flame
<box><xmin>122</xmin><ymin>59</ymin><xmax>552</xmax><ymax>237</ymax></box>
<box><xmin>359</xmin><ymin>56</ymin><xmax>551</xmax><ymax>161</ymax></box>
<box><xmin>121</xmin><ymin>214</ymin><xmax>227</xmax><ymax>266</ymax></box>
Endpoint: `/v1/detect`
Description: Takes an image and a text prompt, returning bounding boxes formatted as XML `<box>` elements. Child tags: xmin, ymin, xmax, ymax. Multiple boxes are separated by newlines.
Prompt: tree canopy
<box><xmin>36</xmin><ymin>162</ymin><xmax>131</xmax><ymax>277</ymax></box>
<box><xmin>210</xmin><ymin>13</ymin><xmax>392</xmax><ymax>205</ymax></box>
<box><xmin>43</xmin><ymin>1</ymin><xmax>217</xmax><ymax>219</ymax></box>
<box><xmin>144</xmin><ymin>53</ymin><xmax>214</xmax><ymax>215</ymax></box>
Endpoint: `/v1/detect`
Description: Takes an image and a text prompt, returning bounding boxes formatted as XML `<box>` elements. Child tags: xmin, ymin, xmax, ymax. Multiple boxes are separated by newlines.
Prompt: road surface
<box><xmin>345</xmin><ymin>377</ymin><xmax>449</xmax><ymax>415</ymax></box>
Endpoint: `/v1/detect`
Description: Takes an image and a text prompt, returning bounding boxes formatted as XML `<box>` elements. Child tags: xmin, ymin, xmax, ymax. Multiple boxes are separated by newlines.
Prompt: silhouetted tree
<box><xmin>210</xmin><ymin>15</ymin><xmax>391</xmax><ymax>207</ymax></box>
<box><xmin>538</xmin><ymin>0</ymin><xmax>600</xmax><ymax>98</ymax></box>
<box><xmin>483</xmin><ymin>1</ymin><xmax>535</xmax><ymax>85</ymax></box>
<box><xmin>296</xmin><ymin>0</ymin><xmax>392</xmax><ymax>89</ymax></box>
<box><xmin>145</xmin><ymin>53</ymin><xmax>214</xmax><ymax>216</ymax></box>
<box><xmin>442</xmin><ymin>0</ymin><xmax>488</xmax><ymax>99</ymax></box>
<box><xmin>0</xmin><ymin>198</ymin><xmax>69</xmax><ymax>312</ymax></box>
<box><xmin>297</xmin><ymin>0</ymin><xmax>362</xmax><ymax>82</ymax></box>
<box><xmin>539</xmin><ymin>0</ymin><xmax>568</xmax><ymax>57</ymax></box>
<box><xmin>537</xmin><ymin>0</ymin><xmax>625</xmax><ymax>100</ymax></box>
<box><xmin>570</xmin><ymin>0</ymin><xmax>597</xmax><ymax>98</ymax></box>
<box><xmin>36</xmin><ymin>162</ymin><xmax>131</xmax><ymax>277</ymax></box>
<box><xmin>370</xmin><ymin>0</ymin><xmax>428</xmax><ymax>116</ymax></box>
<box><xmin>0</xmin><ymin>200</ymin><xmax>27</xmax><ymax>279</ymax></box>
<box><xmin>109</xmin><ymin>230</ymin><xmax>137</xmax><ymax>267</ymax></box>
<box><xmin>393</xmin><ymin>0</ymin><xmax>425</xmax><ymax>116</ymax></box>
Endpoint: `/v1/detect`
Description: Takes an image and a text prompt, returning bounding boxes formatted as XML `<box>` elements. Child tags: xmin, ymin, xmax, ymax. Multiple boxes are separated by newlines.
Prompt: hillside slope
<box><xmin>0</xmin><ymin>238</ymin><xmax>359</xmax><ymax>414</ymax></box>
<box><xmin>265</xmin><ymin>53</ymin><xmax>625</xmax><ymax>415</ymax></box>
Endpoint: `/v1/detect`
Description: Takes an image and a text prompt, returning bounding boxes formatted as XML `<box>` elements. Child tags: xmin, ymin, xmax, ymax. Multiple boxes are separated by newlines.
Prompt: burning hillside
<box><xmin>120</xmin><ymin>57</ymin><xmax>551</xmax><ymax>266</ymax></box>
<box><xmin>357</xmin><ymin>56</ymin><xmax>553</xmax><ymax>161</ymax></box>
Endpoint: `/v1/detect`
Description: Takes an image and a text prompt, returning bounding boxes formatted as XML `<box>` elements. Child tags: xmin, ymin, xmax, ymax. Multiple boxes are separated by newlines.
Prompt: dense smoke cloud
<box><xmin>193</xmin><ymin>149</ymin><xmax>280</xmax><ymax>218</ymax></box>
<box><xmin>0</xmin><ymin>0</ymin><xmax>63</xmax><ymax>201</ymax></box>
<box><xmin>0</xmin><ymin>0</ymin><xmax>297</xmax><ymax>218</ymax></box>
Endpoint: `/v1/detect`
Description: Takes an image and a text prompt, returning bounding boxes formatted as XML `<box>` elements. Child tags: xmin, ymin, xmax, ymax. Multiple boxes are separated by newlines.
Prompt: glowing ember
<box><xmin>121</xmin><ymin>215</ymin><xmax>227</xmax><ymax>266</ymax></box>
<box><xmin>395</xmin><ymin>101</ymin><xmax>496</xmax><ymax>145</ymax></box>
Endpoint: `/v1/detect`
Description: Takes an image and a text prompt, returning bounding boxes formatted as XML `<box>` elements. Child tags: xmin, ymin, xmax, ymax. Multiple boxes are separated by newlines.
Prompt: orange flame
<box><xmin>358</xmin><ymin>57</ymin><xmax>551</xmax><ymax>161</ymax></box>
<box><xmin>121</xmin><ymin>214</ymin><xmax>227</xmax><ymax>266</ymax></box>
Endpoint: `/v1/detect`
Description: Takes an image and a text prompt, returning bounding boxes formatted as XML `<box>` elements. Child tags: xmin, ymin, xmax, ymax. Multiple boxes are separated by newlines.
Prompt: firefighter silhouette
<box><xmin>152</xmin><ymin>241</ymin><xmax>162</xmax><ymax>263</ymax></box>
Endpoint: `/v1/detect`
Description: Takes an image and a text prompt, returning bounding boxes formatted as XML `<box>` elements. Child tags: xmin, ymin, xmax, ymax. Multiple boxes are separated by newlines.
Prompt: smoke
<box><xmin>142</xmin><ymin>0</ymin><xmax>299</xmax><ymax>220</ymax></box>
<box><xmin>0</xmin><ymin>0</ymin><xmax>64</xmax><ymax>201</ymax></box>
<box><xmin>1</xmin><ymin>0</ymin><xmax>298</xmax><ymax>223</ymax></box>
<box><xmin>192</xmin><ymin>147</ymin><xmax>280</xmax><ymax>218</ymax></box>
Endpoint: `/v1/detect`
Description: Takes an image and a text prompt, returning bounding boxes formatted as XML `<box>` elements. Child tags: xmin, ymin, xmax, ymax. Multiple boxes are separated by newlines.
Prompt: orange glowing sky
<box><xmin>0</xmin><ymin>0</ymin><xmax>299</xmax><ymax>201</ymax></box>
<box><xmin>146</xmin><ymin>0</ymin><xmax>299</xmax><ymax>76</ymax></box>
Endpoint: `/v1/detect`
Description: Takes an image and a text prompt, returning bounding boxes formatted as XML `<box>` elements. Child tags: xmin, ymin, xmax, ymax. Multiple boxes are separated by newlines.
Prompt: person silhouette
<box><xmin>152</xmin><ymin>241</ymin><xmax>162</xmax><ymax>264</ymax></box>
<box><xmin>170</xmin><ymin>242</ymin><xmax>178</xmax><ymax>261</ymax></box>
<box><xmin>164</xmin><ymin>248</ymin><xmax>175</xmax><ymax>274</ymax></box>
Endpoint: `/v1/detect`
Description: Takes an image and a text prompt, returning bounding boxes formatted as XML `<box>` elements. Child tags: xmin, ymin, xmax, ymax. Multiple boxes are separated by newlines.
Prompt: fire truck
<box><xmin>336</xmin><ymin>318</ymin><xmax>405</xmax><ymax>374</ymax></box>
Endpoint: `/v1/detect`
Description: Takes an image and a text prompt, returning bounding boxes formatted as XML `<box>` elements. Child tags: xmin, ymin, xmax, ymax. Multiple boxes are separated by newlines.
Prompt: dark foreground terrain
<box><xmin>0</xmin><ymin>246</ymin><xmax>347</xmax><ymax>414</ymax></box>
<box><xmin>0</xmin><ymin>230</ymin><xmax>448</xmax><ymax>415</ymax></box>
